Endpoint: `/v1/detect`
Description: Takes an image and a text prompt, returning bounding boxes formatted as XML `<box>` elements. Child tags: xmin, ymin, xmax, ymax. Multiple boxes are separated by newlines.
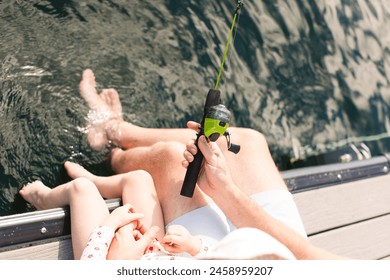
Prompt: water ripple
<box><xmin>0</xmin><ymin>0</ymin><xmax>389</xmax><ymax>215</ymax></box>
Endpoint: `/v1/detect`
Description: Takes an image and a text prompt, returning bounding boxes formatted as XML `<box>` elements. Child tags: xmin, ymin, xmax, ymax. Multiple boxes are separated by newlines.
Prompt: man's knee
<box><xmin>150</xmin><ymin>141</ymin><xmax>185</xmax><ymax>163</ymax></box>
<box><xmin>230</xmin><ymin>128</ymin><xmax>269</xmax><ymax>149</ymax></box>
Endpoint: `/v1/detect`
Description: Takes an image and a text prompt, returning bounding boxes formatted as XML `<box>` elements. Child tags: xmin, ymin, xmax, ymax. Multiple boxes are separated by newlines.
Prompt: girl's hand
<box><xmin>100</xmin><ymin>203</ymin><xmax>144</xmax><ymax>232</ymax></box>
<box><xmin>162</xmin><ymin>225</ymin><xmax>201</xmax><ymax>256</ymax></box>
<box><xmin>107</xmin><ymin>225</ymin><xmax>160</xmax><ymax>260</ymax></box>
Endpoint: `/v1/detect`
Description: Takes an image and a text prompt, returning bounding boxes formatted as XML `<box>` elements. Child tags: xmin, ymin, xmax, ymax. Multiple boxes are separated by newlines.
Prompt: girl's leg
<box><xmin>19</xmin><ymin>178</ymin><xmax>109</xmax><ymax>259</ymax></box>
<box><xmin>110</xmin><ymin>142</ymin><xmax>213</xmax><ymax>224</ymax></box>
<box><xmin>65</xmin><ymin>162</ymin><xmax>165</xmax><ymax>240</ymax></box>
<box><xmin>119</xmin><ymin>170</ymin><xmax>165</xmax><ymax>240</ymax></box>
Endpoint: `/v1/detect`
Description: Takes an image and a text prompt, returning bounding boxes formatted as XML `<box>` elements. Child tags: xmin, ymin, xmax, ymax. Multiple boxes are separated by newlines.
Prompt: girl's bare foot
<box><xmin>64</xmin><ymin>161</ymin><xmax>95</xmax><ymax>180</ymax></box>
<box><xmin>79</xmin><ymin>69</ymin><xmax>124</xmax><ymax>150</ymax></box>
<box><xmin>19</xmin><ymin>181</ymin><xmax>52</xmax><ymax>210</ymax></box>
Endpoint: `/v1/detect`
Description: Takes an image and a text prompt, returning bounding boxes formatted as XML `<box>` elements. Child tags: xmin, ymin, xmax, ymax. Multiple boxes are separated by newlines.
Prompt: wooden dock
<box><xmin>295</xmin><ymin>174</ymin><xmax>390</xmax><ymax>260</ymax></box>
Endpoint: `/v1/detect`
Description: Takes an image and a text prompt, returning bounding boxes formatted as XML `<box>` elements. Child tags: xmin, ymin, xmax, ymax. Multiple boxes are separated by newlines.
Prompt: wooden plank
<box><xmin>309</xmin><ymin>214</ymin><xmax>390</xmax><ymax>260</ymax></box>
<box><xmin>2</xmin><ymin>212</ymin><xmax>389</xmax><ymax>260</ymax></box>
<box><xmin>293</xmin><ymin>174</ymin><xmax>390</xmax><ymax>235</ymax></box>
<box><xmin>2</xmin><ymin>176</ymin><xmax>390</xmax><ymax>260</ymax></box>
<box><xmin>0</xmin><ymin>237</ymin><xmax>73</xmax><ymax>260</ymax></box>
<box><xmin>3</xmin><ymin>215</ymin><xmax>390</xmax><ymax>261</ymax></box>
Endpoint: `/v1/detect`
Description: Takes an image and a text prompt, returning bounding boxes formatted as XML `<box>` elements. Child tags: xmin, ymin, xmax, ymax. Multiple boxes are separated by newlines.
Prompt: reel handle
<box><xmin>180</xmin><ymin>89</ymin><xmax>221</xmax><ymax>197</ymax></box>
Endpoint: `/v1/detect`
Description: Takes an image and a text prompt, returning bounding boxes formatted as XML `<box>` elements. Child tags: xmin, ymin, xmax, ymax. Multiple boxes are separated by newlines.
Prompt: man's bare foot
<box><xmin>19</xmin><ymin>181</ymin><xmax>52</xmax><ymax>210</ymax></box>
<box><xmin>64</xmin><ymin>161</ymin><xmax>95</xmax><ymax>181</ymax></box>
<box><xmin>79</xmin><ymin>69</ymin><xmax>124</xmax><ymax>150</ymax></box>
<box><xmin>100</xmin><ymin>88</ymin><xmax>122</xmax><ymax>116</ymax></box>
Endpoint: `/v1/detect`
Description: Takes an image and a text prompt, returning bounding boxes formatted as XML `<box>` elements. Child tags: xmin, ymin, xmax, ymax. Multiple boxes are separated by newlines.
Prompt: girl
<box><xmin>19</xmin><ymin>161</ymin><xmax>213</xmax><ymax>260</ymax></box>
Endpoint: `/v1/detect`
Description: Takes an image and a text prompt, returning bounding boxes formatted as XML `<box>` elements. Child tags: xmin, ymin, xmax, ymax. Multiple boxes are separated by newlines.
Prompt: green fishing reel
<box><xmin>204</xmin><ymin>104</ymin><xmax>230</xmax><ymax>142</ymax></box>
<box><xmin>203</xmin><ymin>104</ymin><xmax>241</xmax><ymax>154</ymax></box>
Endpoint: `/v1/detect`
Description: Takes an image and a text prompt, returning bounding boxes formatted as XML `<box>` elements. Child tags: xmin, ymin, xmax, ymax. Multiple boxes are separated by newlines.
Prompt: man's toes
<box><xmin>82</xmin><ymin>69</ymin><xmax>96</xmax><ymax>85</ymax></box>
<box><xmin>107</xmin><ymin>88</ymin><xmax>122</xmax><ymax>114</ymax></box>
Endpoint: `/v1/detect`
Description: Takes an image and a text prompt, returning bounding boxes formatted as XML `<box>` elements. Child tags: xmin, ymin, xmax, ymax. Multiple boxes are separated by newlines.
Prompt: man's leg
<box><xmin>109</xmin><ymin>131</ymin><xmax>287</xmax><ymax>225</ymax></box>
<box><xmin>78</xmin><ymin>69</ymin><xmax>289</xmax><ymax>222</ymax></box>
<box><xmin>222</xmin><ymin>127</ymin><xmax>288</xmax><ymax>195</ymax></box>
<box><xmin>111</xmin><ymin>126</ymin><xmax>287</xmax><ymax>192</ymax></box>
<box><xmin>79</xmin><ymin>69</ymin><xmax>287</xmax><ymax>194</ymax></box>
<box><xmin>79</xmin><ymin>69</ymin><xmax>197</xmax><ymax>150</ymax></box>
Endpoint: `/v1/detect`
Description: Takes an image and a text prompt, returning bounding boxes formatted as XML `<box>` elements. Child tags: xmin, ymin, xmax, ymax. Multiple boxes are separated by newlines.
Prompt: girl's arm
<box><xmin>80</xmin><ymin>204</ymin><xmax>144</xmax><ymax>260</ymax></box>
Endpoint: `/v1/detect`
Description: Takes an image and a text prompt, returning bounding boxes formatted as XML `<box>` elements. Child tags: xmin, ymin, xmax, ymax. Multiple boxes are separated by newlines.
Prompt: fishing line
<box><xmin>229</xmin><ymin>3</ymin><xmax>242</xmax><ymax>64</ymax></box>
<box><xmin>180</xmin><ymin>1</ymin><xmax>243</xmax><ymax>198</ymax></box>
<box><xmin>222</xmin><ymin>2</ymin><xmax>242</xmax><ymax>95</ymax></box>
<box><xmin>214</xmin><ymin>1</ymin><xmax>243</xmax><ymax>90</ymax></box>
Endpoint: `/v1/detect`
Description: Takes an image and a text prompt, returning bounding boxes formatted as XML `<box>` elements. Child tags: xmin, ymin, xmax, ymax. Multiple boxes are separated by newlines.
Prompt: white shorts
<box><xmin>166</xmin><ymin>190</ymin><xmax>307</xmax><ymax>241</ymax></box>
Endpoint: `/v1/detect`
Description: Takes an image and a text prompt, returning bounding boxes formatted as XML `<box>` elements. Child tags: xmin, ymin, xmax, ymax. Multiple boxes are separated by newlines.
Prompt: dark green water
<box><xmin>1</xmin><ymin>0</ymin><xmax>389</xmax><ymax>215</ymax></box>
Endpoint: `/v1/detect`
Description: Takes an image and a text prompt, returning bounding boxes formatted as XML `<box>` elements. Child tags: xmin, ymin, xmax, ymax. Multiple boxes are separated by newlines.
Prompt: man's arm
<box><xmin>193</xmin><ymin>135</ymin><xmax>347</xmax><ymax>260</ymax></box>
<box><xmin>210</xmin><ymin>180</ymin><xmax>346</xmax><ymax>260</ymax></box>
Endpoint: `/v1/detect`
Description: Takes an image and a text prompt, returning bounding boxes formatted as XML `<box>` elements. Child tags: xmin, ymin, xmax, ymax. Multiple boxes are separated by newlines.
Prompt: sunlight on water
<box><xmin>0</xmin><ymin>0</ymin><xmax>389</xmax><ymax>215</ymax></box>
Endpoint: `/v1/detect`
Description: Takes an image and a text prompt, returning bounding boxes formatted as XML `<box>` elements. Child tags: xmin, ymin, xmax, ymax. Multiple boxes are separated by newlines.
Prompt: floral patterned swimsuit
<box><xmin>80</xmin><ymin>226</ymin><xmax>213</xmax><ymax>260</ymax></box>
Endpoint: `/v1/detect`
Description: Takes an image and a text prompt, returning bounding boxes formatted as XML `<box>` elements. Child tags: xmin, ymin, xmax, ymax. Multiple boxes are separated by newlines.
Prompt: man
<box><xmin>79</xmin><ymin>69</ymin><xmax>344</xmax><ymax>259</ymax></box>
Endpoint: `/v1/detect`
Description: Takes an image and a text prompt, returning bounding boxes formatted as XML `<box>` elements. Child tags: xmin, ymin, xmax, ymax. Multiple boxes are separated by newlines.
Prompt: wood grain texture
<box><xmin>308</xmin><ymin>214</ymin><xmax>390</xmax><ymax>260</ymax></box>
<box><xmin>293</xmin><ymin>175</ymin><xmax>390</xmax><ymax>235</ymax></box>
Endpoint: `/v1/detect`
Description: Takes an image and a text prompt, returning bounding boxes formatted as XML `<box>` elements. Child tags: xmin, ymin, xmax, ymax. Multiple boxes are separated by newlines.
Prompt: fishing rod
<box><xmin>180</xmin><ymin>1</ymin><xmax>243</xmax><ymax>198</ymax></box>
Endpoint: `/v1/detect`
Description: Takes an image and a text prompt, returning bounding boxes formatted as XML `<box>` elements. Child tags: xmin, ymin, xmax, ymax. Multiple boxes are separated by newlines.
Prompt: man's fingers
<box><xmin>185</xmin><ymin>139</ymin><xmax>198</xmax><ymax>156</ymax></box>
<box><xmin>182</xmin><ymin>159</ymin><xmax>189</xmax><ymax>168</ymax></box>
<box><xmin>197</xmin><ymin>135</ymin><xmax>214</xmax><ymax>161</ymax></box>
<box><xmin>187</xmin><ymin>121</ymin><xmax>200</xmax><ymax>133</ymax></box>
<box><xmin>182</xmin><ymin>141</ymin><xmax>197</xmax><ymax>168</ymax></box>
<box><xmin>183</xmin><ymin>150</ymin><xmax>194</xmax><ymax>163</ymax></box>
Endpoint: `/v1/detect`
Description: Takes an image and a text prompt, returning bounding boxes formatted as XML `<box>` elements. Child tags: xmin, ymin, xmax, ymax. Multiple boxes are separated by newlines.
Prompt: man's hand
<box><xmin>183</xmin><ymin>121</ymin><xmax>235</xmax><ymax>196</ymax></box>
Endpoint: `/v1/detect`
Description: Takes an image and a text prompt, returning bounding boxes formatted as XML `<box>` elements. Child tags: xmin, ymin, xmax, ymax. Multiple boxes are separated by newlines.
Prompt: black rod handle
<box><xmin>180</xmin><ymin>89</ymin><xmax>220</xmax><ymax>197</ymax></box>
<box><xmin>180</xmin><ymin>134</ymin><xmax>204</xmax><ymax>197</ymax></box>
